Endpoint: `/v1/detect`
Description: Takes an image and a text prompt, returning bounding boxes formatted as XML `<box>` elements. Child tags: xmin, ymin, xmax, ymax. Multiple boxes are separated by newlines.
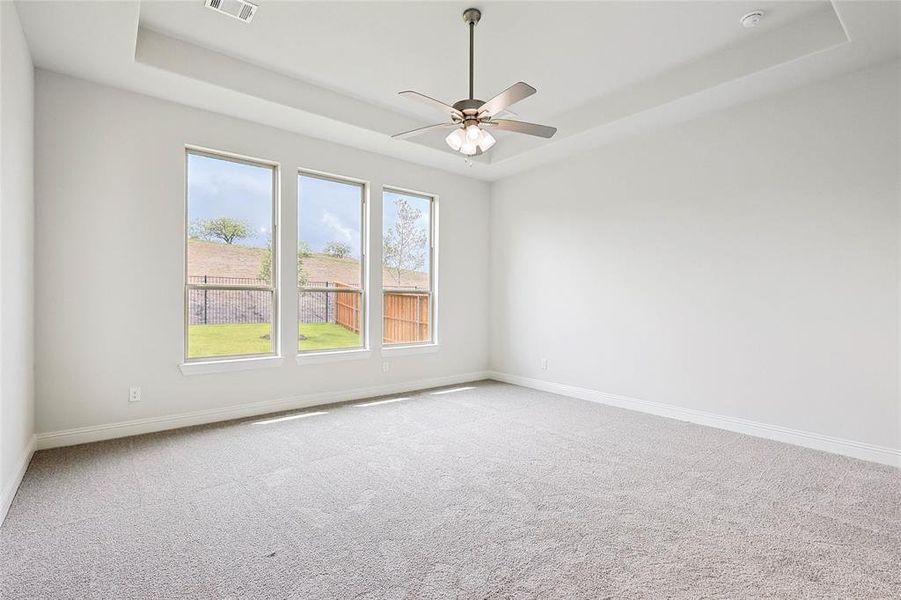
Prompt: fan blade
<box><xmin>484</xmin><ymin>119</ymin><xmax>557</xmax><ymax>139</ymax></box>
<box><xmin>478</xmin><ymin>82</ymin><xmax>536</xmax><ymax>118</ymax></box>
<box><xmin>392</xmin><ymin>122</ymin><xmax>458</xmax><ymax>139</ymax></box>
<box><xmin>399</xmin><ymin>91</ymin><xmax>463</xmax><ymax>119</ymax></box>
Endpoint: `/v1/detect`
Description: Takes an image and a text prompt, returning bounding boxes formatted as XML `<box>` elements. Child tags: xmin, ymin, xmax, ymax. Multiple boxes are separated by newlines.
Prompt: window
<box><xmin>382</xmin><ymin>188</ymin><xmax>435</xmax><ymax>345</ymax></box>
<box><xmin>298</xmin><ymin>172</ymin><xmax>366</xmax><ymax>353</ymax></box>
<box><xmin>184</xmin><ymin>149</ymin><xmax>278</xmax><ymax>360</ymax></box>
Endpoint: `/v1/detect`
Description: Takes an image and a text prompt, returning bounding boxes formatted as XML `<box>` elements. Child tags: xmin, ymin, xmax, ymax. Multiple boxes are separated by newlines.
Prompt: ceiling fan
<box><xmin>392</xmin><ymin>8</ymin><xmax>556</xmax><ymax>157</ymax></box>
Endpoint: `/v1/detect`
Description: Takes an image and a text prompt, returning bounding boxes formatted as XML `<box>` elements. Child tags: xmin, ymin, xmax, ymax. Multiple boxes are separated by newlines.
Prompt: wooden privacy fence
<box><xmin>335</xmin><ymin>284</ymin><xmax>429</xmax><ymax>344</ymax></box>
<box><xmin>187</xmin><ymin>276</ymin><xmax>428</xmax><ymax>343</ymax></box>
<box><xmin>334</xmin><ymin>283</ymin><xmax>362</xmax><ymax>334</ymax></box>
<box><xmin>383</xmin><ymin>291</ymin><xmax>429</xmax><ymax>344</ymax></box>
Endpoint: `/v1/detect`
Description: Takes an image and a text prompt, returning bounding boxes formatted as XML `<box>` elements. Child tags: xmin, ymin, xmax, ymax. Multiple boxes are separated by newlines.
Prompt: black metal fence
<box><xmin>299</xmin><ymin>286</ymin><xmax>338</xmax><ymax>325</ymax></box>
<box><xmin>187</xmin><ymin>276</ymin><xmax>338</xmax><ymax>326</ymax></box>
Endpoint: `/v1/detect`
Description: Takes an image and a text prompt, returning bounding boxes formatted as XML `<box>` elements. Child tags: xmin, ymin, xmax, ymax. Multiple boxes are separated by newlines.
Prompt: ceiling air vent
<box><xmin>204</xmin><ymin>0</ymin><xmax>258</xmax><ymax>23</ymax></box>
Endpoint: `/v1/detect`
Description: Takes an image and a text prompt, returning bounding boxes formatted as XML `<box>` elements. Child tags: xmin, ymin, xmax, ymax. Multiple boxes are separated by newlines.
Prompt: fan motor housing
<box><xmin>453</xmin><ymin>99</ymin><xmax>484</xmax><ymax>113</ymax></box>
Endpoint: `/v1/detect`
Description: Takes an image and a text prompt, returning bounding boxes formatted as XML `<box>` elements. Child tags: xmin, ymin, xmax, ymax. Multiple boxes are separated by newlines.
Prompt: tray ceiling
<box><xmin>15</xmin><ymin>1</ymin><xmax>901</xmax><ymax>181</ymax></box>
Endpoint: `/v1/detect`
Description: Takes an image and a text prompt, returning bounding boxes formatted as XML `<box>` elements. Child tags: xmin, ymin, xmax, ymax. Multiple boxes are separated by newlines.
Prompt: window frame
<box><xmin>382</xmin><ymin>185</ymin><xmax>437</xmax><ymax>348</ymax></box>
<box><xmin>183</xmin><ymin>146</ymin><xmax>280</xmax><ymax>363</ymax></box>
<box><xmin>297</xmin><ymin>169</ymin><xmax>369</xmax><ymax>355</ymax></box>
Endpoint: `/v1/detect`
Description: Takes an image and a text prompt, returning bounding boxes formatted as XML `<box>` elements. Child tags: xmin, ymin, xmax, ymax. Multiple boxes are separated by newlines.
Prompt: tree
<box><xmin>296</xmin><ymin>241</ymin><xmax>312</xmax><ymax>288</ymax></box>
<box><xmin>323</xmin><ymin>241</ymin><xmax>352</xmax><ymax>258</ymax></box>
<box><xmin>188</xmin><ymin>219</ymin><xmax>212</xmax><ymax>241</ymax></box>
<box><xmin>193</xmin><ymin>217</ymin><xmax>251</xmax><ymax>245</ymax></box>
<box><xmin>259</xmin><ymin>241</ymin><xmax>311</xmax><ymax>287</ymax></box>
<box><xmin>383</xmin><ymin>198</ymin><xmax>428</xmax><ymax>285</ymax></box>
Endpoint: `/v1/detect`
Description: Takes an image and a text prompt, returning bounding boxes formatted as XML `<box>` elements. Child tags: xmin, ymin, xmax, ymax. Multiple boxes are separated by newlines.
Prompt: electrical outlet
<box><xmin>540</xmin><ymin>358</ymin><xmax>548</xmax><ymax>370</ymax></box>
<box><xmin>129</xmin><ymin>386</ymin><xmax>142</xmax><ymax>402</ymax></box>
<box><xmin>382</xmin><ymin>362</ymin><xmax>390</xmax><ymax>373</ymax></box>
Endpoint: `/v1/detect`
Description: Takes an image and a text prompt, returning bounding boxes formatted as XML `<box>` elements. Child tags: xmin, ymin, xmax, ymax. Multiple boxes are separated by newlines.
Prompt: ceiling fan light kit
<box><xmin>393</xmin><ymin>7</ymin><xmax>556</xmax><ymax>157</ymax></box>
<box><xmin>446</xmin><ymin>125</ymin><xmax>496</xmax><ymax>155</ymax></box>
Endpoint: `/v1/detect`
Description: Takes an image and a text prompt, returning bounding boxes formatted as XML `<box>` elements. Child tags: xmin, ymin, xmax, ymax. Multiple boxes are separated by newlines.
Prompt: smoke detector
<box><xmin>740</xmin><ymin>10</ymin><xmax>765</xmax><ymax>28</ymax></box>
<box><xmin>204</xmin><ymin>0</ymin><xmax>258</xmax><ymax>23</ymax></box>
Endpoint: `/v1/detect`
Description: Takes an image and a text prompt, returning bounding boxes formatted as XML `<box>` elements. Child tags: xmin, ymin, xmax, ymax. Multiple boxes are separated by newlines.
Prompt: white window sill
<box><xmin>296</xmin><ymin>349</ymin><xmax>371</xmax><ymax>365</ymax></box>
<box><xmin>179</xmin><ymin>356</ymin><xmax>283</xmax><ymax>376</ymax></box>
<box><xmin>381</xmin><ymin>343</ymin><xmax>439</xmax><ymax>356</ymax></box>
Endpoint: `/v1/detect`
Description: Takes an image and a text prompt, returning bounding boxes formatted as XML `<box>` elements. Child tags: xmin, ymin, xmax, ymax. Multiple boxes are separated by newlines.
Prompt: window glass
<box><xmin>383</xmin><ymin>190</ymin><xmax>433</xmax><ymax>345</ymax></box>
<box><xmin>185</xmin><ymin>151</ymin><xmax>276</xmax><ymax>359</ymax></box>
<box><xmin>298</xmin><ymin>174</ymin><xmax>365</xmax><ymax>352</ymax></box>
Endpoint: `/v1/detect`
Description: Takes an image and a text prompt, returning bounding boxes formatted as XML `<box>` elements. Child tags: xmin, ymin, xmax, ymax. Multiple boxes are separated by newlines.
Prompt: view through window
<box><xmin>185</xmin><ymin>150</ymin><xmax>277</xmax><ymax>359</ymax></box>
<box><xmin>383</xmin><ymin>189</ymin><xmax>434</xmax><ymax>345</ymax></box>
<box><xmin>298</xmin><ymin>173</ymin><xmax>366</xmax><ymax>352</ymax></box>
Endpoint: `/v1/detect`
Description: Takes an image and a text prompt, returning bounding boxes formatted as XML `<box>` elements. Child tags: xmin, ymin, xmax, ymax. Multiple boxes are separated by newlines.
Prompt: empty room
<box><xmin>1</xmin><ymin>0</ymin><xmax>899</xmax><ymax>597</ymax></box>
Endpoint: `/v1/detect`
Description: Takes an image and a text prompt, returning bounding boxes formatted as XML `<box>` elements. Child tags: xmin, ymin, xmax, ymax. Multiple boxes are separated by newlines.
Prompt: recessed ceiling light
<box><xmin>204</xmin><ymin>0</ymin><xmax>258</xmax><ymax>24</ymax></box>
<box><xmin>740</xmin><ymin>10</ymin><xmax>765</xmax><ymax>28</ymax></box>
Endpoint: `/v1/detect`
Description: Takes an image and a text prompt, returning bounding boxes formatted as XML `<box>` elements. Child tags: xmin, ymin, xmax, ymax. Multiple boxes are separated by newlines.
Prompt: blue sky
<box><xmin>187</xmin><ymin>154</ymin><xmax>430</xmax><ymax>262</ymax></box>
<box><xmin>299</xmin><ymin>175</ymin><xmax>363</xmax><ymax>256</ymax></box>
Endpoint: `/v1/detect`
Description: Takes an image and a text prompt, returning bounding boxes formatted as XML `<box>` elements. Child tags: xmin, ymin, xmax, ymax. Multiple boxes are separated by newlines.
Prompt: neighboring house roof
<box><xmin>187</xmin><ymin>240</ymin><xmax>429</xmax><ymax>288</ymax></box>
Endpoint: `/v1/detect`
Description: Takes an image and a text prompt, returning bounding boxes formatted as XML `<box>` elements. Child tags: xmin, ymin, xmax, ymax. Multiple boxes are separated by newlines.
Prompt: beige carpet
<box><xmin>2</xmin><ymin>381</ymin><xmax>899</xmax><ymax>598</ymax></box>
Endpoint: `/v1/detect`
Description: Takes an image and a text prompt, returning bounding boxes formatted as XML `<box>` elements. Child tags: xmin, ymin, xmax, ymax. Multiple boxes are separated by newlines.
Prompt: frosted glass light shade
<box><xmin>447</xmin><ymin>124</ymin><xmax>495</xmax><ymax>155</ymax></box>
<box><xmin>478</xmin><ymin>130</ymin><xmax>496</xmax><ymax>151</ymax></box>
<box><xmin>459</xmin><ymin>142</ymin><xmax>479</xmax><ymax>156</ymax></box>
<box><xmin>445</xmin><ymin>128</ymin><xmax>465</xmax><ymax>151</ymax></box>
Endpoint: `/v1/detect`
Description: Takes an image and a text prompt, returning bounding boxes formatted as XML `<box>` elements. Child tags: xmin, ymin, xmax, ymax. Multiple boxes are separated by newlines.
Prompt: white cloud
<box><xmin>188</xmin><ymin>154</ymin><xmax>273</xmax><ymax>199</ymax></box>
<box><xmin>321</xmin><ymin>211</ymin><xmax>353</xmax><ymax>241</ymax></box>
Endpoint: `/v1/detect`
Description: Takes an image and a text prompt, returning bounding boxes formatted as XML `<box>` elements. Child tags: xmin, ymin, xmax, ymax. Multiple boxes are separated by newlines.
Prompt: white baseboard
<box><xmin>488</xmin><ymin>371</ymin><xmax>901</xmax><ymax>468</ymax></box>
<box><xmin>32</xmin><ymin>369</ymin><xmax>901</xmax><ymax>468</ymax></box>
<box><xmin>1</xmin><ymin>434</ymin><xmax>36</xmax><ymax>526</ymax></box>
<box><xmin>36</xmin><ymin>371</ymin><xmax>490</xmax><ymax>450</ymax></box>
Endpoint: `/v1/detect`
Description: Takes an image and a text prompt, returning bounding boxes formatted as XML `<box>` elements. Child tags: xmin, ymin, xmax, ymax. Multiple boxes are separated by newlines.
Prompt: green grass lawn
<box><xmin>298</xmin><ymin>322</ymin><xmax>361</xmax><ymax>352</ymax></box>
<box><xmin>188</xmin><ymin>322</ymin><xmax>360</xmax><ymax>358</ymax></box>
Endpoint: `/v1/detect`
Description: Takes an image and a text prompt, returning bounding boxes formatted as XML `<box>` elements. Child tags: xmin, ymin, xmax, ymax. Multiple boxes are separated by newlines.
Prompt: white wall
<box><xmin>28</xmin><ymin>58</ymin><xmax>901</xmax><ymax>460</ymax></box>
<box><xmin>490</xmin><ymin>61</ymin><xmax>900</xmax><ymax>451</ymax></box>
<box><xmin>0</xmin><ymin>1</ymin><xmax>35</xmax><ymax>517</ymax></box>
<box><xmin>34</xmin><ymin>71</ymin><xmax>489</xmax><ymax>437</ymax></box>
